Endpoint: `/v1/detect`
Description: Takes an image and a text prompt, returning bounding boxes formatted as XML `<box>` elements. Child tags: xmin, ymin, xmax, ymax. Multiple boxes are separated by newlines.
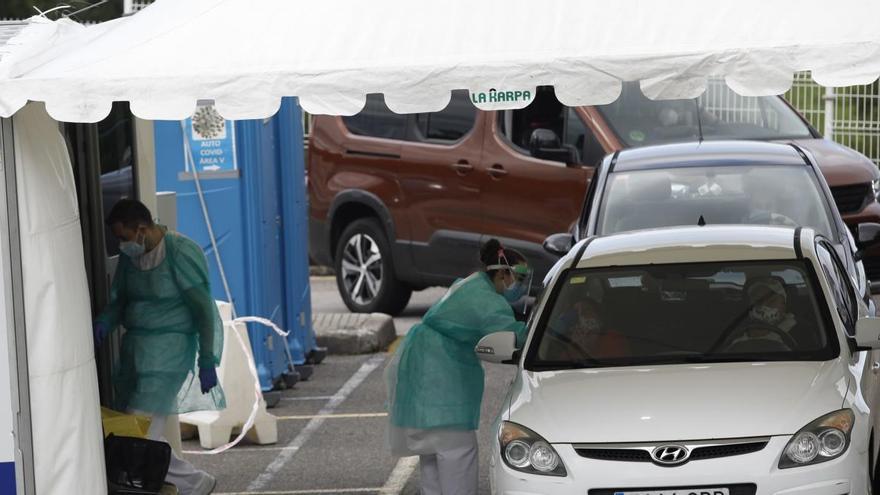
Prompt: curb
<box><xmin>312</xmin><ymin>312</ymin><xmax>396</xmax><ymax>354</ymax></box>
<box><xmin>309</xmin><ymin>265</ymin><xmax>334</xmax><ymax>276</ymax></box>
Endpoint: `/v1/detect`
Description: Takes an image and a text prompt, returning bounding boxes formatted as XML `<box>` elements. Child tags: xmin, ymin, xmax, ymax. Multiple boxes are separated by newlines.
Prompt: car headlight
<box><xmin>499</xmin><ymin>421</ymin><xmax>567</xmax><ymax>476</ymax></box>
<box><xmin>873</xmin><ymin>178</ymin><xmax>880</xmax><ymax>199</ymax></box>
<box><xmin>779</xmin><ymin>409</ymin><xmax>854</xmax><ymax>469</ymax></box>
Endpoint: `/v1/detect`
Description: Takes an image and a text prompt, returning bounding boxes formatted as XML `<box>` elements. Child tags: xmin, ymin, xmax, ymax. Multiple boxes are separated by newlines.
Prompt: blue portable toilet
<box><xmin>154</xmin><ymin>97</ymin><xmax>321</xmax><ymax>392</ymax></box>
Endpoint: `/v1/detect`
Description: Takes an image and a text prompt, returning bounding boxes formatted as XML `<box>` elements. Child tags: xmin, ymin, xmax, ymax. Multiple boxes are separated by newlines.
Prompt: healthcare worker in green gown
<box><xmin>386</xmin><ymin>239</ymin><xmax>531</xmax><ymax>495</ymax></box>
<box><xmin>94</xmin><ymin>199</ymin><xmax>225</xmax><ymax>495</ymax></box>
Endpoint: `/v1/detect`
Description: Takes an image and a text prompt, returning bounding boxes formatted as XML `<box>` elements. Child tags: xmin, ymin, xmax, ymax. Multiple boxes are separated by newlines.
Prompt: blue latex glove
<box><xmin>199</xmin><ymin>366</ymin><xmax>218</xmax><ymax>394</ymax></box>
<box><xmin>93</xmin><ymin>321</ymin><xmax>109</xmax><ymax>347</ymax></box>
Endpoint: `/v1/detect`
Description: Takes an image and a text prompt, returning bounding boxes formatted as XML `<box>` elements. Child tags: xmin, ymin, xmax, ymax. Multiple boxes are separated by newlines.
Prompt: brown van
<box><xmin>308</xmin><ymin>81</ymin><xmax>880</xmax><ymax>314</ymax></box>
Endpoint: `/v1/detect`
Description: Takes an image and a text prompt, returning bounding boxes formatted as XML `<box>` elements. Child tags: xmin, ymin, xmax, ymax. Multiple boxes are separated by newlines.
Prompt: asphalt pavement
<box><xmin>182</xmin><ymin>276</ymin><xmax>517</xmax><ymax>495</ymax></box>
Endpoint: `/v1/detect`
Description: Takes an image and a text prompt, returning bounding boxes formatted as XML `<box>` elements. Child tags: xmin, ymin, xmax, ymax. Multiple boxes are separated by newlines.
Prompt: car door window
<box><xmin>342</xmin><ymin>95</ymin><xmax>407</xmax><ymax>140</ymax></box>
<box><xmin>499</xmin><ymin>87</ymin><xmax>600</xmax><ymax>166</ymax></box>
<box><xmin>816</xmin><ymin>240</ymin><xmax>857</xmax><ymax>336</ymax></box>
<box><xmin>414</xmin><ymin>90</ymin><xmax>477</xmax><ymax>143</ymax></box>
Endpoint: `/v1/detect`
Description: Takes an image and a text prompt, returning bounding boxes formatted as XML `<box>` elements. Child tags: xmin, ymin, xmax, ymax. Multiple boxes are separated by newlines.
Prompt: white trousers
<box><xmin>142</xmin><ymin>413</ymin><xmax>208</xmax><ymax>495</ymax></box>
<box><xmin>418</xmin><ymin>432</ymin><xmax>479</xmax><ymax>495</ymax></box>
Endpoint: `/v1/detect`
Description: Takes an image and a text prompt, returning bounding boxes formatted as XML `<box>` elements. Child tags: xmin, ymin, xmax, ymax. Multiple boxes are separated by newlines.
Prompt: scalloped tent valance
<box><xmin>1</xmin><ymin>0</ymin><xmax>879</xmax><ymax>123</ymax></box>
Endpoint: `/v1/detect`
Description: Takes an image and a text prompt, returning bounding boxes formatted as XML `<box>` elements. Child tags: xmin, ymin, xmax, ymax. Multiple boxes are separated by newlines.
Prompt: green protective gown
<box><xmin>390</xmin><ymin>272</ymin><xmax>526</xmax><ymax>431</ymax></box>
<box><xmin>97</xmin><ymin>231</ymin><xmax>226</xmax><ymax>415</ymax></box>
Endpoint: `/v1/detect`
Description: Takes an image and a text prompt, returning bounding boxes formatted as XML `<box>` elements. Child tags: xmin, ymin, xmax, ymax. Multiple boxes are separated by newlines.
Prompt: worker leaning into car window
<box><xmin>385</xmin><ymin>238</ymin><xmax>530</xmax><ymax>495</ymax></box>
<box><xmin>94</xmin><ymin>199</ymin><xmax>225</xmax><ymax>495</ymax></box>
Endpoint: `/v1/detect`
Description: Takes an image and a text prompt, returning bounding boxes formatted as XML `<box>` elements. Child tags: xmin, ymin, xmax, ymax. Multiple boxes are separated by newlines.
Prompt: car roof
<box><xmin>611</xmin><ymin>140</ymin><xmax>808</xmax><ymax>173</ymax></box>
<box><xmin>576</xmin><ymin>225</ymin><xmax>810</xmax><ymax>269</ymax></box>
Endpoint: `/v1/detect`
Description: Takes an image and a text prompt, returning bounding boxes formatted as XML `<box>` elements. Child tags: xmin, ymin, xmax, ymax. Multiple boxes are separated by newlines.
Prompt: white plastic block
<box><xmin>178</xmin><ymin>301</ymin><xmax>278</xmax><ymax>449</ymax></box>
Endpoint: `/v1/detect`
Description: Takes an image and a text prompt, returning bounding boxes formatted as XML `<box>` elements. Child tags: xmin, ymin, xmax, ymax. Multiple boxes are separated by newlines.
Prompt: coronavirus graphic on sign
<box><xmin>183</xmin><ymin>103</ymin><xmax>238</xmax><ymax>173</ymax></box>
<box><xmin>191</xmin><ymin>104</ymin><xmax>226</xmax><ymax>140</ymax></box>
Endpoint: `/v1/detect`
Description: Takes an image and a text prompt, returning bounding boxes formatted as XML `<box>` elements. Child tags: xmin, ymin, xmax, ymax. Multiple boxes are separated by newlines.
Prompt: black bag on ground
<box><xmin>105</xmin><ymin>434</ymin><xmax>172</xmax><ymax>494</ymax></box>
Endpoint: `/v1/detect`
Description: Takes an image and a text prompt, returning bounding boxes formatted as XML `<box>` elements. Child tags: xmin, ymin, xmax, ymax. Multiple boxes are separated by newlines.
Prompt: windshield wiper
<box><xmin>680</xmin><ymin>354</ymin><xmax>793</xmax><ymax>364</ymax></box>
<box><xmin>528</xmin><ymin>359</ymin><xmax>600</xmax><ymax>371</ymax></box>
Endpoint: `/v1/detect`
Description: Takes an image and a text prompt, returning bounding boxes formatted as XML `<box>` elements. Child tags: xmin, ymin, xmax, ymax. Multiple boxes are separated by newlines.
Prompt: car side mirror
<box><xmin>855</xmin><ymin>317</ymin><xmax>880</xmax><ymax>349</ymax></box>
<box><xmin>475</xmin><ymin>331</ymin><xmax>517</xmax><ymax>364</ymax></box>
<box><xmin>543</xmin><ymin>233</ymin><xmax>574</xmax><ymax>256</ymax></box>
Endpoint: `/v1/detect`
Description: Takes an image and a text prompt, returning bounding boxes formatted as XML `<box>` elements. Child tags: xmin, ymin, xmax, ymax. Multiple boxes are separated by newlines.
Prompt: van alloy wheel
<box><xmin>340</xmin><ymin>233</ymin><xmax>383</xmax><ymax>305</ymax></box>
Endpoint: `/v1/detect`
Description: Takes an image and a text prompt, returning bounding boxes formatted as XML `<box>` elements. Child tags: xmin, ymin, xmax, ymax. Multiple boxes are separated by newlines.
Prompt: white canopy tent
<box><xmin>1</xmin><ymin>1</ymin><xmax>880</xmax><ymax>494</ymax></box>
<box><xmin>1</xmin><ymin>0</ymin><xmax>879</xmax><ymax>122</ymax></box>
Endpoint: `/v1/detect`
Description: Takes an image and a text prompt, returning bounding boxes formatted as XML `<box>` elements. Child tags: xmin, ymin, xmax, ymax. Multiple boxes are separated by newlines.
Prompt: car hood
<box><xmin>508</xmin><ymin>360</ymin><xmax>849</xmax><ymax>443</ymax></box>
<box><xmin>786</xmin><ymin>139</ymin><xmax>878</xmax><ymax>186</ymax></box>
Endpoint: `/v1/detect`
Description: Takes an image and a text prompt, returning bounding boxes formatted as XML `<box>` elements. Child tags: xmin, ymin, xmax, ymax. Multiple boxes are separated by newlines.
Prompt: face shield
<box><xmin>487</xmin><ymin>254</ymin><xmax>534</xmax><ymax>306</ymax></box>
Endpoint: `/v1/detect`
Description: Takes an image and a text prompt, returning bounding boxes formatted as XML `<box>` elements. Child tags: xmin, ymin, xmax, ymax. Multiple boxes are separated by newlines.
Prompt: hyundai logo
<box><xmin>651</xmin><ymin>445</ymin><xmax>690</xmax><ymax>465</ymax></box>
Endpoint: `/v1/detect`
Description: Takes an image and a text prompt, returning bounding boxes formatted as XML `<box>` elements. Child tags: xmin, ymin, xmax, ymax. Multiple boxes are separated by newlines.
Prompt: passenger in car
<box><xmin>544</xmin><ymin>297</ymin><xmax>630</xmax><ymax>360</ymax></box>
<box><xmin>725</xmin><ymin>277</ymin><xmax>800</xmax><ymax>350</ymax></box>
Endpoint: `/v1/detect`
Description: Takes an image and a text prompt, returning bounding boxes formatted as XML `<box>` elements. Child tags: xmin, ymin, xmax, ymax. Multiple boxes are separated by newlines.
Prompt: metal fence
<box><xmin>698</xmin><ymin>79</ymin><xmax>782</xmax><ymax>130</ymax></box>
<box><xmin>786</xmin><ymin>72</ymin><xmax>880</xmax><ymax>166</ymax></box>
<box><xmin>123</xmin><ymin>0</ymin><xmax>154</xmax><ymax>14</ymax></box>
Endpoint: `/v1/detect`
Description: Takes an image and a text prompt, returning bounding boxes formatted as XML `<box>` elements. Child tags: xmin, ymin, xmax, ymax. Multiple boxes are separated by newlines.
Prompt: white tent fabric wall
<box><xmin>0</xmin><ymin>0</ymin><xmax>879</xmax><ymax>122</ymax></box>
<box><xmin>13</xmin><ymin>103</ymin><xmax>106</xmax><ymax>495</ymax></box>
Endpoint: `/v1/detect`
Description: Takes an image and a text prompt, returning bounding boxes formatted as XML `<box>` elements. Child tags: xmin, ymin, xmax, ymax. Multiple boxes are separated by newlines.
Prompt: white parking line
<box><xmin>276</xmin><ymin>412</ymin><xmax>387</xmax><ymax>420</ymax></box>
<box><xmin>246</xmin><ymin>354</ymin><xmax>386</xmax><ymax>491</ymax></box>
<box><xmin>379</xmin><ymin>456</ymin><xmax>419</xmax><ymax>495</ymax></box>
<box><xmin>279</xmin><ymin>395</ymin><xmax>337</xmax><ymax>401</ymax></box>
<box><xmin>216</xmin><ymin>489</ymin><xmax>379</xmax><ymax>494</ymax></box>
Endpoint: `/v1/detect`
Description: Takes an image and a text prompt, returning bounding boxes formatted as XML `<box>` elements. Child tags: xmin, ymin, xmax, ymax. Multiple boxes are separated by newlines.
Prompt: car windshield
<box><xmin>596</xmin><ymin>165</ymin><xmax>836</xmax><ymax>238</ymax></box>
<box><xmin>597</xmin><ymin>81</ymin><xmax>813</xmax><ymax>147</ymax></box>
<box><xmin>526</xmin><ymin>261</ymin><xmax>837</xmax><ymax>370</ymax></box>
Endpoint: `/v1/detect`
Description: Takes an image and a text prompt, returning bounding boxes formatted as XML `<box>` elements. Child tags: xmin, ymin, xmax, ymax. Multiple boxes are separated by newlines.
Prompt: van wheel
<box><xmin>335</xmin><ymin>219</ymin><xmax>412</xmax><ymax>315</ymax></box>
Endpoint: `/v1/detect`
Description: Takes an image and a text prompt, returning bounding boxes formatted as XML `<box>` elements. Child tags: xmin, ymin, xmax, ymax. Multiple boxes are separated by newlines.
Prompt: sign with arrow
<box><xmin>183</xmin><ymin>103</ymin><xmax>238</xmax><ymax>174</ymax></box>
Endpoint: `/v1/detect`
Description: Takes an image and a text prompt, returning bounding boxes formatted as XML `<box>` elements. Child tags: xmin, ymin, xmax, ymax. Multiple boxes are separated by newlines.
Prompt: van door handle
<box><xmin>451</xmin><ymin>161</ymin><xmax>474</xmax><ymax>175</ymax></box>
<box><xmin>488</xmin><ymin>164</ymin><xmax>508</xmax><ymax>179</ymax></box>
<box><xmin>873</xmin><ymin>361</ymin><xmax>880</xmax><ymax>372</ymax></box>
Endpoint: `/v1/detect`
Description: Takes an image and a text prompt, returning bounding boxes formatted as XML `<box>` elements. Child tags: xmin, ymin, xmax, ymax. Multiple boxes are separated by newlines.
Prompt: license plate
<box><xmin>614</xmin><ymin>489</ymin><xmax>730</xmax><ymax>495</ymax></box>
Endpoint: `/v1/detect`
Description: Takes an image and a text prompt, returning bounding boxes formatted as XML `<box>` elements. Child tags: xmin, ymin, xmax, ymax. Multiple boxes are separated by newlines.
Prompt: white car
<box><xmin>478</xmin><ymin>225</ymin><xmax>880</xmax><ymax>495</ymax></box>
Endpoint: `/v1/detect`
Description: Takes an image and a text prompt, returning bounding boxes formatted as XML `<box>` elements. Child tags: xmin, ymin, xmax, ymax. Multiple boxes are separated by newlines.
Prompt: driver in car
<box><xmin>727</xmin><ymin>277</ymin><xmax>799</xmax><ymax>349</ymax></box>
<box><xmin>742</xmin><ymin>172</ymin><xmax>800</xmax><ymax>227</ymax></box>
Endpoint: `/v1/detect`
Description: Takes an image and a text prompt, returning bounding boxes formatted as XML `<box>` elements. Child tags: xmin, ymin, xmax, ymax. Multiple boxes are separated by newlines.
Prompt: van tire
<box><xmin>334</xmin><ymin>218</ymin><xmax>412</xmax><ymax>315</ymax></box>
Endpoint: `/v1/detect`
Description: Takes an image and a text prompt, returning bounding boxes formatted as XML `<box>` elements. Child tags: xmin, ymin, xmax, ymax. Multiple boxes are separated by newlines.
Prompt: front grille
<box><xmin>689</xmin><ymin>441</ymin><xmax>767</xmax><ymax>460</ymax></box>
<box><xmin>590</xmin><ymin>484</ymin><xmax>757</xmax><ymax>495</ymax></box>
<box><xmin>575</xmin><ymin>440</ymin><xmax>768</xmax><ymax>466</ymax></box>
<box><xmin>576</xmin><ymin>448</ymin><xmax>652</xmax><ymax>462</ymax></box>
<box><xmin>830</xmin><ymin>183</ymin><xmax>872</xmax><ymax>214</ymax></box>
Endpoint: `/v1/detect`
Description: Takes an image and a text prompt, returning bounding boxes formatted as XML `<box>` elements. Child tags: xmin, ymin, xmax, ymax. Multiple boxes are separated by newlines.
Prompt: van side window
<box><xmin>342</xmin><ymin>95</ymin><xmax>407</xmax><ymax>140</ymax></box>
<box><xmin>414</xmin><ymin>90</ymin><xmax>477</xmax><ymax>142</ymax></box>
<box><xmin>500</xmin><ymin>87</ymin><xmax>601</xmax><ymax>166</ymax></box>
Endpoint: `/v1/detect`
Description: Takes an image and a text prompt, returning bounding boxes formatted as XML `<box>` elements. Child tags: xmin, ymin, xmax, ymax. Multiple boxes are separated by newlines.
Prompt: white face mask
<box><xmin>119</xmin><ymin>230</ymin><xmax>146</xmax><ymax>259</ymax></box>
<box><xmin>658</xmin><ymin>108</ymin><xmax>679</xmax><ymax>126</ymax></box>
<box><xmin>750</xmin><ymin>305</ymin><xmax>783</xmax><ymax>325</ymax></box>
